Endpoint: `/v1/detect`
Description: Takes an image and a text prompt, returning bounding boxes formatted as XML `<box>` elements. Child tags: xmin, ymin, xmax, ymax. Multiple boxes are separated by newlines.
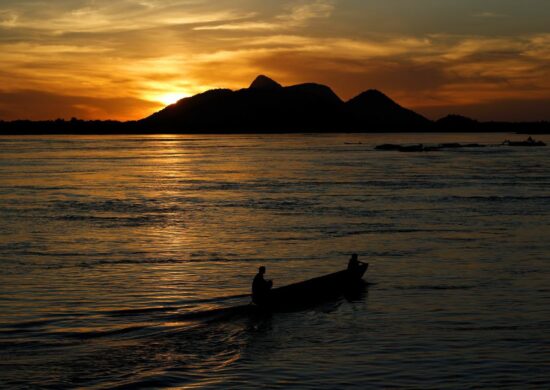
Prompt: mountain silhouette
<box><xmin>140</xmin><ymin>75</ymin><xmax>431</xmax><ymax>132</ymax></box>
<box><xmin>249</xmin><ymin>75</ymin><xmax>283</xmax><ymax>90</ymax></box>
<box><xmin>345</xmin><ymin>89</ymin><xmax>431</xmax><ymax>130</ymax></box>
<box><xmin>436</xmin><ymin>114</ymin><xmax>481</xmax><ymax>131</ymax></box>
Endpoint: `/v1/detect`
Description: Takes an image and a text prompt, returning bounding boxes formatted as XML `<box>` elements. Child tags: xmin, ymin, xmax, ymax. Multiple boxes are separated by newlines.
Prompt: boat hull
<box><xmin>257</xmin><ymin>263</ymin><xmax>368</xmax><ymax>311</ymax></box>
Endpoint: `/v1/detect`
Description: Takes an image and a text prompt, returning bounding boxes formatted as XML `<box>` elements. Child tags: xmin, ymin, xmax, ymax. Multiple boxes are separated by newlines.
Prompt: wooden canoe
<box><xmin>256</xmin><ymin>263</ymin><xmax>368</xmax><ymax>311</ymax></box>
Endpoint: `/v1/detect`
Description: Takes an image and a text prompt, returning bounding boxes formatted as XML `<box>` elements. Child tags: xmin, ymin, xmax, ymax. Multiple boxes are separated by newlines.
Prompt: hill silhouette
<box><xmin>1</xmin><ymin>75</ymin><xmax>549</xmax><ymax>134</ymax></box>
<box><xmin>141</xmin><ymin>76</ymin><xmax>346</xmax><ymax>132</ymax></box>
<box><xmin>345</xmin><ymin>89</ymin><xmax>430</xmax><ymax>130</ymax></box>
<box><xmin>249</xmin><ymin>75</ymin><xmax>282</xmax><ymax>90</ymax></box>
<box><xmin>140</xmin><ymin>75</ymin><xmax>433</xmax><ymax>132</ymax></box>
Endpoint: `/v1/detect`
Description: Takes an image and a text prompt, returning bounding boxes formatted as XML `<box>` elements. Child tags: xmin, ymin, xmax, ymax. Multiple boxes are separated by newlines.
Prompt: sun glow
<box><xmin>153</xmin><ymin>92</ymin><xmax>189</xmax><ymax>106</ymax></box>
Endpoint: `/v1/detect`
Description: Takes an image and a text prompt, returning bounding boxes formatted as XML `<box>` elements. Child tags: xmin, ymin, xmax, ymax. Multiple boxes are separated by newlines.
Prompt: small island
<box><xmin>375</xmin><ymin>137</ymin><xmax>546</xmax><ymax>152</ymax></box>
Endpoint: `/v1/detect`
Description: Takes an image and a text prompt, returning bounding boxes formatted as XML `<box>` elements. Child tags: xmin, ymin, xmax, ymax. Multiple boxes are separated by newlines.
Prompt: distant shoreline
<box><xmin>1</xmin><ymin>119</ymin><xmax>549</xmax><ymax>135</ymax></box>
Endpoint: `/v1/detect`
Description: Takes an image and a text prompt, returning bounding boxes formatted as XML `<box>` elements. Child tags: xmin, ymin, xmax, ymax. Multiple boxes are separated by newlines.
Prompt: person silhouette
<box><xmin>252</xmin><ymin>266</ymin><xmax>273</xmax><ymax>305</ymax></box>
<box><xmin>347</xmin><ymin>253</ymin><xmax>364</xmax><ymax>272</ymax></box>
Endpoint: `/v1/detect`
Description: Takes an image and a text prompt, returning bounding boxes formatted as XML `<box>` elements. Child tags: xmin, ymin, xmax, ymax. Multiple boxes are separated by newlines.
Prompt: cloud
<box><xmin>0</xmin><ymin>9</ymin><xmax>18</xmax><ymax>27</ymax></box>
<box><xmin>282</xmin><ymin>0</ymin><xmax>335</xmax><ymax>22</ymax></box>
<box><xmin>525</xmin><ymin>34</ymin><xmax>550</xmax><ymax>60</ymax></box>
<box><xmin>474</xmin><ymin>12</ymin><xmax>506</xmax><ymax>19</ymax></box>
<box><xmin>0</xmin><ymin>90</ymin><xmax>160</xmax><ymax>120</ymax></box>
<box><xmin>178</xmin><ymin>32</ymin><xmax>550</xmax><ymax>120</ymax></box>
<box><xmin>0</xmin><ymin>1</ymin><xmax>250</xmax><ymax>33</ymax></box>
<box><xmin>194</xmin><ymin>0</ymin><xmax>335</xmax><ymax>31</ymax></box>
<box><xmin>0</xmin><ymin>0</ymin><xmax>549</xmax><ymax>121</ymax></box>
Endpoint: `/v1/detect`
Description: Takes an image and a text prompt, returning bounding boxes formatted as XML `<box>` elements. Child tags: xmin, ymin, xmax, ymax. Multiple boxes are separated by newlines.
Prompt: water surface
<box><xmin>1</xmin><ymin>133</ymin><xmax>549</xmax><ymax>388</ymax></box>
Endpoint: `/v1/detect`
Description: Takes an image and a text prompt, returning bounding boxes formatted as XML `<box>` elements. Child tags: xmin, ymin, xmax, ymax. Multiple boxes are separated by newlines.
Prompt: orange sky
<box><xmin>1</xmin><ymin>0</ymin><xmax>550</xmax><ymax>121</ymax></box>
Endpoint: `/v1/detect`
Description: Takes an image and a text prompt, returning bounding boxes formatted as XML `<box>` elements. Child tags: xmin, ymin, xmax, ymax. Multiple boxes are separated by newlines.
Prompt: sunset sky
<box><xmin>1</xmin><ymin>0</ymin><xmax>550</xmax><ymax>121</ymax></box>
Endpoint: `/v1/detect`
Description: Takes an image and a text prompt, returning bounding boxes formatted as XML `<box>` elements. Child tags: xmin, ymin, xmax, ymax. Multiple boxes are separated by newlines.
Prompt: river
<box><xmin>0</xmin><ymin>133</ymin><xmax>549</xmax><ymax>388</ymax></box>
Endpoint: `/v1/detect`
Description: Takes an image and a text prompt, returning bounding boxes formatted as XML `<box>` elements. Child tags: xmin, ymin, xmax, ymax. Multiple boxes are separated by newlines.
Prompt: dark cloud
<box><xmin>0</xmin><ymin>90</ymin><xmax>160</xmax><ymax>120</ymax></box>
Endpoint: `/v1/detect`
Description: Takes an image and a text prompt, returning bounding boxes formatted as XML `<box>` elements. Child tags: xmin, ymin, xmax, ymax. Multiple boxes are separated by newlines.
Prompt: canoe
<box><xmin>256</xmin><ymin>263</ymin><xmax>368</xmax><ymax>311</ymax></box>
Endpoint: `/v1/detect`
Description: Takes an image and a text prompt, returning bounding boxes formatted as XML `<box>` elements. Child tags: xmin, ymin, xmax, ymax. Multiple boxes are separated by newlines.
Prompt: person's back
<box><xmin>252</xmin><ymin>266</ymin><xmax>272</xmax><ymax>305</ymax></box>
<box><xmin>348</xmin><ymin>253</ymin><xmax>363</xmax><ymax>272</ymax></box>
<box><xmin>252</xmin><ymin>272</ymin><xmax>265</xmax><ymax>297</ymax></box>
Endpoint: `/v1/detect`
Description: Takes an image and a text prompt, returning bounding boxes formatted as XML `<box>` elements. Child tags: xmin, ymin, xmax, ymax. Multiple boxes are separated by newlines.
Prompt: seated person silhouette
<box><xmin>347</xmin><ymin>253</ymin><xmax>365</xmax><ymax>272</ymax></box>
<box><xmin>252</xmin><ymin>266</ymin><xmax>273</xmax><ymax>305</ymax></box>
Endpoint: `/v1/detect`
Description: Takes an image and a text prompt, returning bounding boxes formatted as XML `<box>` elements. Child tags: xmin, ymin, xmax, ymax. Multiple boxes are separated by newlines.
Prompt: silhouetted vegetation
<box><xmin>0</xmin><ymin>118</ymin><xmax>138</xmax><ymax>134</ymax></box>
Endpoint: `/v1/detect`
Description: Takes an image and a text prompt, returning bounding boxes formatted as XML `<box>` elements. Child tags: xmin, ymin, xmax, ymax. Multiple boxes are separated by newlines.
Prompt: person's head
<box><xmin>351</xmin><ymin>253</ymin><xmax>358</xmax><ymax>260</ymax></box>
<box><xmin>259</xmin><ymin>266</ymin><xmax>266</xmax><ymax>275</ymax></box>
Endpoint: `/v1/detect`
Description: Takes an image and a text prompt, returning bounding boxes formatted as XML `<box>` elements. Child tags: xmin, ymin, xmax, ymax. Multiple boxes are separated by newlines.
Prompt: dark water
<box><xmin>0</xmin><ymin>133</ymin><xmax>549</xmax><ymax>388</ymax></box>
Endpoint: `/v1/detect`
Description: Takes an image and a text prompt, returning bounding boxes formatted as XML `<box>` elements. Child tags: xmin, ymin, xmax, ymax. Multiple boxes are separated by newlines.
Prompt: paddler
<box><xmin>252</xmin><ymin>266</ymin><xmax>273</xmax><ymax>305</ymax></box>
